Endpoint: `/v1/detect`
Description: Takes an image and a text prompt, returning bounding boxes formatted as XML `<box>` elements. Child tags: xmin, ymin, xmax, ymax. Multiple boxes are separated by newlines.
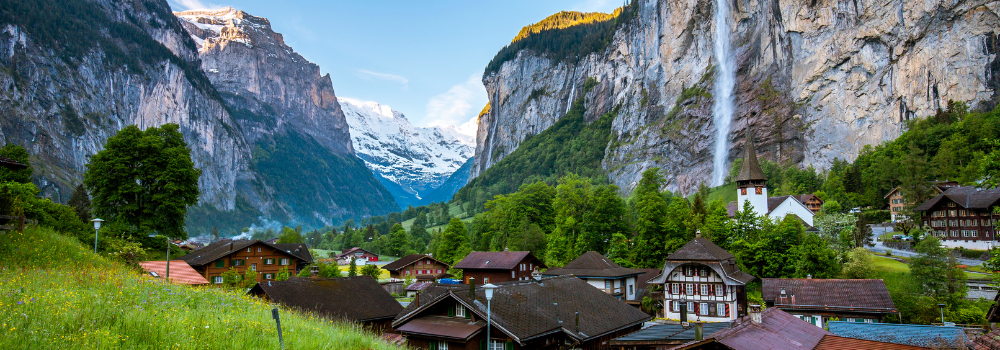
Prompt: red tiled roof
<box><xmin>815</xmin><ymin>334</ymin><xmax>928</xmax><ymax>350</ymax></box>
<box><xmin>138</xmin><ymin>260</ymin><xmax>209</xmax><ymax>285</ymax></box>
<box><xmin>763</xmin><ymin>278</ymin><xmax>897</xmax><ymax>313</ymax></box>
<box><xmin>454</xmin><ymin>251</ymin><xmax>546</xmax><ymax>270</ymax></box>
<box><xmin>973</xmin><ymin>328</ymin><xmax>1000</xmax><ymax>350</ymax></box>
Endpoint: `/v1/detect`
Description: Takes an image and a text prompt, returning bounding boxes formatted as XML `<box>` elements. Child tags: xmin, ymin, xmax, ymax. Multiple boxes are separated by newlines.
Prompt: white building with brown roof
<box><xmin>725</xmin><ymin>129</ymin><xmax>815</xmax><ymax>226</ymax></box>
<box><xmin>540</xmin><ymin>251</ymin><xmax>648</xmax><ymax>302</ymax></box>
<box><xmin>762</xmin><ymin>278</ymin><xmax>898</xmax><ymax>328</ymax></box>
<box><xmin>647</xmin><ymin>237</ymin><xmax>755</xmax><ymax>322</ymax></box>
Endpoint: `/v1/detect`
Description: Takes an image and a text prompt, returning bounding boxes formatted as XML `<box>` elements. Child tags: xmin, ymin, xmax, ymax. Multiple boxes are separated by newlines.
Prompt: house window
<box><xmin>511</xmin><ymin>271</ymin><xmax>515</xmax><ymax>278</ymax></box>
<box><xmin>605</xmin><ymin>280</ymin><xmax>612</xmax><ymax>290</ymax></box>
<box><xmin>250</xmin><ymin>263</ymin><xmax>257</xmax><ymax>271</ymax></box>
<box><xmin>672</xmin><ymin>300</ymin><xmax>680</xmax><ymax>312</ymax></box>
<box><xmin>717</xmin><ymin>303</ymin><xmax>725</xmax><ymax>316</ymax></box>
<box><xmin>700</xmin><ymin>303</ymin><xmax>708</xmax><ymax>315</ymax></box>
<box><xmin>687</xmin><ymin>302</ymin><xmax>695</xmax><ymax>314</ymax></box>
<box><xmin>700</xmin><ymin>284</ymin><xmax>708</xmax><ymax>295</ymax></box>
<box><xmin>214</xmin><ymin>260</ymin><xmax>225</xmax><ymax>268</ymax></box>
<box><xmin>405</xmin><ymin>271</ymin><xmax>410</xmax><ymax>276</ymax></box>
<box><xmin>488</xmin><ymin>340</ymin><xmax>505</xmax><ymax>350</ymax></box>
<box><xmin>715</xmin><ymin>285</ymin><xmax>724</xmax><ymax>296</ymax></box>
<box><xmin>629</xmin><ymin>285</ymin><xmax>634</xmax><ymax>295</ymax></box>
<box><xmin>686</xmin><ymin>284</ymin><xmax>694</xmax><ymax>295</ymax></box>
<box><xmin>436</xmin><ymin>341</ymin><xmax>449</xmax><ymax>350</ymax></box>
<box><xmin>700</xmin><ymin>267</ymin><xmax>707</xmax><ymax>276</ymax></box>
<box><xmin>265</xmin><ymin>258</ymin><xmax>274</xmax><ymax>265</ymax></box>
<box><xmin>212</xmin><ymin>276</ymin><xmax>223</xmax><ymax>284</ymax></box>
<box><xmin>671</xmin><ymin>283</ymin><xmax>680</xmax><ymax>294</ymax></box>
<box><xmin>279</xmin><ymin>258</ymin><xmax>289</xmax><ymax>265</ymax></box>
<box><xmin>264</xmin><ymin>273</ymin><xmax>273</xmax><ymax>280</ymax></box>
<box><xmin>455</xmin><ymin>304</ymin><xmax>466</xmax><ymax>318</ymax></box>
<box><xmin>247</xmin><ymin>248</ymin><xmax>251</xmax><ymax>252</ymax></box>
<box><xmin>437</xmin><ymin>269</ymin><xmax>442</xmax><ymax>273</ymax></box>
<box><xmin>257</xmin><ymin>247</ymin><xmax>261</xmax><ymax>252</ymax></box>
<box><xmin>232</xmin><ymin>259</ymin><xmax>244</xmax><ymax>266</ymax></box>
<box><xmin>483</xmin><ymin>277</ymin><xmax>489</xmax><ymax>283</ymax></box>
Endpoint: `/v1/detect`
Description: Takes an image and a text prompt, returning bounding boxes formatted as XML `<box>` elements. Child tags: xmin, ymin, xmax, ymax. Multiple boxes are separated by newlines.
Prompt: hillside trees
<box><xmin>435</xmin><ymin>218</ymin><xmax>472</xmax><ymax>266</ymax></box>
<box><xmin>631</xmin><ymin>168</ymin><xmax>670</xmax><ymax>267</ymax></box>
<box><xmin>84</xmin><ymin>124</ymin><xmax>201</xmax><ymax>239</ymax></box>
<box><xmin>0</xmin><ymin>144</ymin><xmax>32</xmax><ymax>183</ymax></box>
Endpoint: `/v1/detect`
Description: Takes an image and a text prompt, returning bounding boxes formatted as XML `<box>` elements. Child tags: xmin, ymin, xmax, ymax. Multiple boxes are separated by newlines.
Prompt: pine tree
<box><xmin>435</xmin><ymin>218</ymin><xmax>472</xmax><ymax>266</ymax></box>
<box><xmin>348</xmin><ymin>258</ymin><xmax>358</xmax><ymax>277</ymax></box>
<box><xmin>67</xmin><ymin>183</ymin><xmax>91</xmax><ymax>222</ymax></box>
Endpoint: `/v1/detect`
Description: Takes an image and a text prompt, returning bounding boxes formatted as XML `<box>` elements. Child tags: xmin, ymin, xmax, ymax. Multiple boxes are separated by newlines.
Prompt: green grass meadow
<box><xmin>0</xmin><ymin>226</ymin><xmax>403</xmax><ymax>349</ymax></box>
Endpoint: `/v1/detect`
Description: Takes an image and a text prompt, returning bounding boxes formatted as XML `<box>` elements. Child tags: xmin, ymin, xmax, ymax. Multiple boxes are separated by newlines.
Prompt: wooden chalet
<box><xmin>540</xmin><ymin>251</ymin><xmax>647</xmax><ymax>302</ymax></box>
<box><xmin>885</xmin><ymin>181</ymin><xmax>959</xmax><ymax>222</ymax></box>
<box><xmin>179</xmin><ymin>239</ymin><xmax>312</xmax><ymax>285</ymax></box>
<box><xmin>248</xmin><ymin>276</ymin><xmax>402</xmax><ymax>332</ymax></box>
<box><xmin>454</xmin><ymin>251</ymin><xmax>546</xmax><ymax>284</ymax></box>
<box><xmin>336</xmin><ymin>247</ymin><xmax>379</xmax><ymax>264</ymax></box>
<box><xmin>914</xmin><ymin>186</ymin><xmax>1000</xmax><ymax>249</ymax></box>
<box><xmin>383</xmin><ymin>254</ymin><xmax>450</xmax><ymax>280</ymax></box>
<box><xmin>762</xmin><ymin>278</ymin><xmax>898</xmax><ymax>327</ymax></box>
<box><xmin>392</xmin><ymin>275</ymin><xmax>649</xmax><ymax>350</ymax></box>
<box><xmin>647</xmin><ymin>237</ymin><xmax>755</xmax><ymax>322</ymax></box>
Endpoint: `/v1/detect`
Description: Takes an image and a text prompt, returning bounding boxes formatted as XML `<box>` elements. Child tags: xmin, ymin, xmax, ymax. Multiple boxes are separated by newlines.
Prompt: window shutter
<box><xmin>448</xmin><ymin>305</ymin><xmax>455</xmax><ymax>317</ymax></box>
<box><xmin>430</xmin><ymin>341</ymin><xmax>437</xmax><ymax>350</ymax></box>
<box><xmin>479</xmin><ymin>339</ymin><xmax>486</xmax><ymax>350</ymax></box>
<box><xmin>506</xmin><ymin>341</ymin><xmax>513</xmax><ymax>350</ymax></box>
<box><xmin>465</xmin><ymin>309</ymin><xmax>471</xmax><ymax>319</ymax></box>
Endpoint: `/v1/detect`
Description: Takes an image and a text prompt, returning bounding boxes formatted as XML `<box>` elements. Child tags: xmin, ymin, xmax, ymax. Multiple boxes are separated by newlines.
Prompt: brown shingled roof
<box><xmin>735</xmin><ymin>127</ymin><xmax>767</xmax><ymax>183</ymax></box>
<box><xmin>454</xmin><ymin>251</ymin><xmax>546</xmax><ymax>270</ymax></box>
<box><xmin>672</xmin><ymin>307</ymin><xmax>830</xmax><ymax>350</ymax></box>
<box><xmin>0</xmin><ymin>155</ymin><xmax>27</xmax><ymax>170</ymax></box>
<box><xmin>541</xmin><ymin>251</ymin><xmax>646</xmax><ymax>278</ymax></box>
<box><xmin>816</xmin><ymin>334</ymin><xmax>928</xmax><ymax>350</ymax></box>
<box><xmin>248</xmin><ymin>276</ymin><xmax>402</xmax><ymax>322</ymax></box>
<box><xmin>665</xmin><ymin>237</ymin><xmax>734</xmax><ymax>261</ymax></box>
<box><xmin>179</xmin><ymin>240</ymin><xmax>313</xmax><ymax>267</ymax></box>
<box><xmin>762</xmin><ymin>278</ymin><xmax>897</xmax><ymax>313</ymax></box>
<box><xmin>382</xmin><ymin>254</ymin><xmax>449</xmax><ymax>272</ymax></box>
<box><xmin>973</xmin><ymin>328</ymin><xmax>1000</xmax><ymax>350</ymax></box>
<box><xmin>394</xmin><ymin>276</ymin><xmax>649</xmax><ymax>344</ymax></box>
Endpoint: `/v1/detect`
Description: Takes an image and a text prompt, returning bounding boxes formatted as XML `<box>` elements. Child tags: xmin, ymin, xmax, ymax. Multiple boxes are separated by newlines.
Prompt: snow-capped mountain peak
<box><xmin>339</xmin><ymin>97</ymin><xmax>474</xmax><ymax>206</ymax></box>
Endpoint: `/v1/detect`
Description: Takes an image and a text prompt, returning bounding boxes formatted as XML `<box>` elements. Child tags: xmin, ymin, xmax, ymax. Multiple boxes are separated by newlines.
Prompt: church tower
<box><xmin>735</xmin><ymin>127</ymin><xmax>768</xmax><ymax>216</ymax></box>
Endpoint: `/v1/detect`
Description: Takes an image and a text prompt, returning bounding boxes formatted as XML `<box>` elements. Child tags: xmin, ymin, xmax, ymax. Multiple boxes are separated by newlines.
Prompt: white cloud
<box><xmin>357</xmin><ymin>69</ymin><xmax>409</xmax><ymax>89</ymax></box>
<box><xmin>424</xmin><ymin>74</ymin><xmax>487</xmax><ymax>140</ymax></box>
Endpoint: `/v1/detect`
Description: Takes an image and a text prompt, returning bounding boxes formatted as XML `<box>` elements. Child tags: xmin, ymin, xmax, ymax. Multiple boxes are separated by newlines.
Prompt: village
<box><xmin>117</xmin><ymin>131</ymin><xmax>1000</xmax><ymax>350</ymax></box>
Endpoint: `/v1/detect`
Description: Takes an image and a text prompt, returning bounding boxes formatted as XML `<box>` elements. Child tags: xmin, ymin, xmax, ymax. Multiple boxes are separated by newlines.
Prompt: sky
<box><xmin>167</xmin><ymin>0</ymin><xmax>623</xmax><ymax>137</ymax></box>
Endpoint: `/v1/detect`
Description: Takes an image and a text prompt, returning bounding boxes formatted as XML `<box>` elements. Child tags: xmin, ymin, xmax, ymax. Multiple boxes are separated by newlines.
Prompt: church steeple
<box><xmin>735</xmin><ymin>127</ymin><xmax>767</xmax><ymax>186</ymax></box>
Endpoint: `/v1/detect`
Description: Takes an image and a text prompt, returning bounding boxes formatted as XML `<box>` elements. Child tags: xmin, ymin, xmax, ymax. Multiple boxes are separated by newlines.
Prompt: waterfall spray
<box><xmin>711</xmin><ymin>0</ymin><xmax>736</xmax><ymax>186</ymax></box>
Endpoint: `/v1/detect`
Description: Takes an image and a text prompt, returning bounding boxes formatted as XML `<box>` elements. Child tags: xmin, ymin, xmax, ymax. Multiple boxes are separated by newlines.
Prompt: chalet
<box><xmin>885</xmin><ymin>181</ymin><xmax>959</xmax><ymax>222</ymax></box>
<box><xmin>762</xmin><ymin>278</ymin><xmax>898</xmax><ymax>327</ymax></box>
<box><xmin>725</xmin><ymin>129</ymin><xmax>815</xmax><ymax>226</ymax></box>
<box><xmin>540</xmin><ymin>251</ymin><xmax>647</xmax><ymax>302</ymax></box>
<box><xmin>914</xmin><ymin>186</ymin><xmax>1000</xmax><ymax>249</ymax></box>
<box><xmin>454</xmin><ymin>250</ymin><xmax>546</xmax><ymax>284</ymax></box>
<box><xmin>179</xmin><ymin>239</ymin><xmax>312</xmax><ymax>285</ymax></box>
<box><xmin>827</xmin><ymin>321</ymin><xmax>965</xmax><ymax>349</ymax></box>
<box><xmin>336</xmin><ymin>247</ymin><xmax>379</xmax><ymax>264</ymax></box>
<box><xmin>391</xmin><ymin>275</ymin><xmax>649</xmax><ymax>350</ymax></box>
<box><xmin>248</xmin><ymin>276</ymin><xmax>402</xmax><ymax>332</ymax></box>
<box><xmin>797</xmin><ymin>194</ymin><xmax>824</xmax><ymax>214</ymax></box>
<box><xmin>406</xmin><ymin>281</ymin><xmax>433</xmax><ymax>298</ymax></box>
<box><xmin>647</xmin><ymin>237</ymin><xmax>755</xmax><ymax>322</ymax></box>
<box><xmin>137</xmin><ymin>260</ymin><xmax>209</xmax><ymax>285</ymax></box>
<box><xmin>382</xmin><ymin>254</ymin><xmax>450</xmax><ymax>280</ymax></box>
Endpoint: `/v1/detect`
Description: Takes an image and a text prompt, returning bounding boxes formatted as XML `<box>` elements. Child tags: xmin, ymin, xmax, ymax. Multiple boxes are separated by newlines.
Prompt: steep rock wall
<box><xmin>474</xmin><ymin>0</ymin><xmax>1000</xmax><ymax>194</ymax></box>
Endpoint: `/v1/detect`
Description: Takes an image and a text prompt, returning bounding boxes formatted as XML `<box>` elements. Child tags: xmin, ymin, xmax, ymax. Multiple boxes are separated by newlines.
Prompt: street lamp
<box><xmin>937</xmin><ymin>303</ymin><xmax>946</xmax><ymax>325</ymax></box>
<box><xmin>483</xmin><ymin>283</ymin><xmax>496</xmax><ymax>350</ymax></box>
<box><xmin>150</xmin><ymin>234</ymin><xmax>170</xmax><ymax>282</ymax></box>
<box><xmin>90</xmin><ymin>218</ymin><xmax>103</xmax><ymax>253</ymax></box>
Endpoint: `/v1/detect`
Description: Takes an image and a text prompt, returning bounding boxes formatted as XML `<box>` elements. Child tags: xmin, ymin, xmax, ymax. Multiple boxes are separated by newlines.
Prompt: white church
<box><xmin>725</xmin><ymin>129</ymin><xmax>815</xmax><ymax>226</ymax></box>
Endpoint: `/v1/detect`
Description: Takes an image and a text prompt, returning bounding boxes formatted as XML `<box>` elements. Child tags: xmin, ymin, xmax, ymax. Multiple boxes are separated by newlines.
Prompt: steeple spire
<box><xmin>735</xmin><ymin>126</ymin><xmax>767</xmax><ymax>184</ymax></box>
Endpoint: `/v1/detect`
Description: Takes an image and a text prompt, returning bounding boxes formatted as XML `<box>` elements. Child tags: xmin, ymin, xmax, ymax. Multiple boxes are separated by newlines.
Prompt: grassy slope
<box><xmin>0</xmin><ymin>227</ymin><xmax>401</xmax><ymax>349</ymax></box>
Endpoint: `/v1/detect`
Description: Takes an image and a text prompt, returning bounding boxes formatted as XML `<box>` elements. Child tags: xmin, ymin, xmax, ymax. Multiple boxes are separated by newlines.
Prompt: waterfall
<box><xmin>711</xmin><ymin>0</ymin><xmax>735</xmax><ymax>186</ymax></box>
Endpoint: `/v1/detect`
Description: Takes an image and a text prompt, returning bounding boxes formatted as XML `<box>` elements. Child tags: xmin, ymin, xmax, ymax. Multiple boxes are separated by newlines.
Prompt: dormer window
<box><xmin>455</xmin><ymin>303</ymin><xmax>466</xmax><ymax>318</ymax></box>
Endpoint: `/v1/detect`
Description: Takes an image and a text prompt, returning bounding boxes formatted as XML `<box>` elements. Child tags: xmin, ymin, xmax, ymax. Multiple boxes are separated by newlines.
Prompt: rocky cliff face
<box><xmin>338</xmin><ymin>97</ymin><xmax>474</xmax><ymax>208</ymax></box>
<box><xmin>475</xmin><ymin>0</ymin><xmax>1000</xmax><ymax>194</ymax></box>
<box><xmin>0</xmin><ymin>1</ymin><xmax>397</xmax><ymax>234</ymax></box>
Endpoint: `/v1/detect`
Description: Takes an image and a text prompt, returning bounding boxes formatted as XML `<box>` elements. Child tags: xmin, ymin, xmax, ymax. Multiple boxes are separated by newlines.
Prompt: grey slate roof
<box><xmin>674</xmin><ymin>307</ymin><xmax>831</xmax><ymax>350</ymax></box>
<box><xmin>763</xmin><ymin>278</ymin><xmax>897</xmax><ymax>313</ymax></box>
<box><xmin>735</xmin><ymin>127</ymin><xmax>767</xmax><ymax>183</ymax></box>
<box><xmin>248</xmin><ymin>276</ymin><xmax>402</xmax><ymax>322</ymax></box>
<box><xmin>382</xmin><ymin>254</ymin><xmax>449</xmax><ymax>272</ymax></box>
<box><xmin>913</xmin><ymin>186</ymin><xmax>1000</xmax><ymax>211</ymax></box>
<box><xmin>609</xmin><ymin>322</ymin><xmax>731</xmax><ymax>343</ymax></box>
<box><xmin>393</xmin><ymin>275</ymin><xmax>650</xmax><ymax>345</ymax></box>
<box><xmin>541</xmin><ymin>251</ymin><xmax>646</xmax><ymax>278</ymax></box>
<box><xmin>648</xmin><ymin>237</ymin><xmax>755</xmax><ymax>285</ymax></box>
<box><xmin>665</xmin><ymin>237</ymin><xmax>734</xmax><ymax>261</ymax></box>
<box><xmin>827</xmin><ymin>321</ymin><xmax>967</xmax><ymax>348</ymax></box>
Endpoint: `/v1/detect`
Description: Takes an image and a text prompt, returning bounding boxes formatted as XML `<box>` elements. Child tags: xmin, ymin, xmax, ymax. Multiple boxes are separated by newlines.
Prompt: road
<box><xmin>865</xmin><ymin>225</ymin><xmax>986</xmax><ymax>267</ymax></box>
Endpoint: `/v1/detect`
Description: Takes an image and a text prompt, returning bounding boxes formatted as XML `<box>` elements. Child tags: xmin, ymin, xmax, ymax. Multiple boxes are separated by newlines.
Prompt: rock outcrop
<box><xmin>475</xmin><ymin>0</ymin><xmax>1000</xmax><ymax>194</ymax></box>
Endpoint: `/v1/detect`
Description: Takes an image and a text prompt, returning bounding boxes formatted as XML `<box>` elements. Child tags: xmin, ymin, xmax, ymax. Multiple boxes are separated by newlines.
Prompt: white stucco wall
<box><xmin>768</xmin><ymin>197</ymin><xmax>815</xmax><ymax>226</ymax></box>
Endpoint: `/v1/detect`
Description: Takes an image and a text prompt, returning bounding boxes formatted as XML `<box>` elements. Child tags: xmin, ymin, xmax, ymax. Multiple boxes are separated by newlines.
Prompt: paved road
<box><xmin>865</xmin><ymin>225</ymin><xmax>986</xmax><ymax>266</ymax></box>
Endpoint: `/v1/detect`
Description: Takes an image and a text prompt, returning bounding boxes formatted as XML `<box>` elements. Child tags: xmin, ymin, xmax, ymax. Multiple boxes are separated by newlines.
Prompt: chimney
<box><xmin>575</xmin><ymin>312</ymin><xmax>580</xmax><ymax>333</ymax></box>
<box><xmin>469</xmin><ymin>277</ymin><xmax>476</xmax><ymax>299</ymax></box>
<box><xmin>779</xmin><ymin>287</ymin><xmax>786</xmax><ymax>298</ymax></box>
<box><xmin>695</xmin><ymin>323</ymin><xmax>704</xmax><ymax>341</ymax></box>
<box><xmin>310</xmin><ymin>265</ymin><xmax>319</xmax><ymax>278</ymax></box>
<box><xmin>696</xmin><ymin>230</ymin><xmax>702</xmax><ymax>238</ymax></box>
<box><xmin>807</xmin><ymin>274</ymin><xmax>812</xmax><ymax>279</ymax></box>
<box><xmin>749</xmin><ymin>304</ymin><xmax>762</xmax><ymax>324</ymax></box>
<box><xmin>415</xmin><ymin>292</ymin><xmax>420</xmax><ymax>308</ymax></box>
<box><xmin>791</xmin><ymin>295</ymin><xmax>796</xmax><ymax>304</ymax></box>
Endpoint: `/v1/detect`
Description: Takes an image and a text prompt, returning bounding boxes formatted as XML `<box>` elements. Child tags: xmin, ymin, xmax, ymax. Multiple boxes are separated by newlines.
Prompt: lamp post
<box><xmin>483</xmin><ymin>283</ymin><xmax>496</xmax><ymax>350</ymax></box>
<box><xmin>90</xmin><ymin>218</ymin><xmax>103</xmax><ymax>253</ymax></box>
<box><xmin>938</xmin><ymin>303</ymin><xmax>946</xmax><ymax>325</ymax></box>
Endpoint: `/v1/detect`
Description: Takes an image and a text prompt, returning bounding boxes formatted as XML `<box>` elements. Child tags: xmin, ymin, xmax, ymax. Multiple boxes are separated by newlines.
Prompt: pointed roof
<box><xmin>736</xmin><ymin>127</ymin><xmax>767</xmax><ymax>183</ymax></box>
<box><xmin>665</xmin><ymin>237</ymin><xmax>734</xmax><ymax>261</ymax></box>
<box><xmin>541</xmin><ymin>251</ymin><xmax>647</xmax><ymax>278</ymax></box>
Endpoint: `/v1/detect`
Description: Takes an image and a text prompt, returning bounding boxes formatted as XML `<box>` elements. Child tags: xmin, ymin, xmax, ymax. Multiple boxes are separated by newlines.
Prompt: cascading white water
<box><xmin>711</xmin><ymin>0</ymin><xmax>736</xmax><ymax>186</ymax></box>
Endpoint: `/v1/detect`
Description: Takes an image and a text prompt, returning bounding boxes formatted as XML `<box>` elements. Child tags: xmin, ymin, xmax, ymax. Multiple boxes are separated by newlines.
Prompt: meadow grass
<box><xmin>1</xmin><ymin>226</ymin><xmax>404</xmax><ymax>349</ymax></box>
<box><xmin>872</xmin><ymin>255</ymin><xmax>910</xmax><ymax>273</ymax></box>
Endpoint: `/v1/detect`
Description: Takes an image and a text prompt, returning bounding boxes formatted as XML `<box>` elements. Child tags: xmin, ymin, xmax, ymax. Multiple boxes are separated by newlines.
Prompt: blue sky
<box><xmin>167</xmin><ymin>0</ymin><xmax>622</xmax><ymax>136</ymax></box>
